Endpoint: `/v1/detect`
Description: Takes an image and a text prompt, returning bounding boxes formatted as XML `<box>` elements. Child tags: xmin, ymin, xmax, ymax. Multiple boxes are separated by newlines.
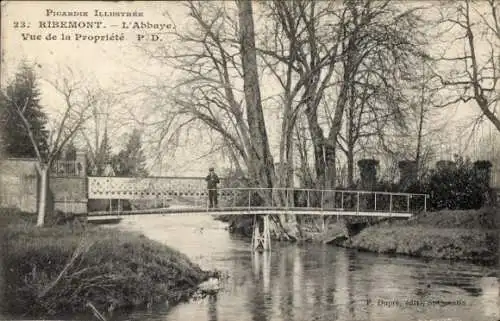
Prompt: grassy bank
<box><xmin>344</xmin><ymin>207</ymin><xmax>499</xmax><ymax>264</ymax></box>
<box><xmin>216</xmin><ymin>207</ymin><xmax>499</xmax><ymax>264</ymax></box>
<box><xmin>1</xmin><ymin>208</ymin><xmax>212</xmax><ymax>317</ymax></box>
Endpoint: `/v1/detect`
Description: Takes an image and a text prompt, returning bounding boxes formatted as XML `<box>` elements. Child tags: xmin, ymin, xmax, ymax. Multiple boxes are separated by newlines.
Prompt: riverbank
<box><xmin>1</xmin><ymin>209</ymin><xmax>214</xmax><ymax>317</ymax></box>
<box><xmin>216</xmin><ymin>207</ymin><xmax>499</xmax><ymax>264</ymax></box>
<box><xmin>342</xmin><ymin>207</ymin><xmax>499</xmax><ymax>264</ymax></box>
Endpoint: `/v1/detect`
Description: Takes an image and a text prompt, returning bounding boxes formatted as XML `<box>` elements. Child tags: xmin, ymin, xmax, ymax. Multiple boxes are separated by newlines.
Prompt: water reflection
<box><xmin>105</xmin><ymin>215</ymin><xmax>498</xmax><ymax>321</ymax></box>
<box><xmin>478</xmin><ymin>277</ymin><xmax>499</xmax><ymax>318</ymax></box>
<box><xmin>207</xmin><ymin>295</ymin><xmax>217</xmax><ymax>321</ymax></box>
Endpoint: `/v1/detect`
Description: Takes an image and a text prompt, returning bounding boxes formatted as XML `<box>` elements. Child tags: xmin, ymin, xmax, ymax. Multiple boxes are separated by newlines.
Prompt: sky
<box><xmin>1</xmin><ymin>1</ymin><xmax>498</xmax><ymax>177</ymax></box>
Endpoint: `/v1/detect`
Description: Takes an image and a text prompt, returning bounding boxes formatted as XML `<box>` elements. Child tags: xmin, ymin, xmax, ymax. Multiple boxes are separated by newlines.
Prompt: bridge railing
<box><xmin>211</xmin><ymin>188</ymin><xmax>428</xmax><ymax>214</ymax></box>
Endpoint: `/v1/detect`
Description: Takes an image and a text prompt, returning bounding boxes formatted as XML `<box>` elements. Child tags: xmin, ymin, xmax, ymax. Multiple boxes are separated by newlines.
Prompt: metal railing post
<box><xmin>356</xmin><ymin>192</ymin><xmax>360</xmax><ymax>214</ymax></box>
<box><xmin>321</xmin><ymin>190</ymin><xmax>324</xmax><ymax>211</ymax></box>
<box><xmin>341</xmin><ymin>191</ymin><xmax>344</xmax><ymax>209</ymax></box>
<box><xmin>248</xmin><ymin>189</ymin><xmax>251</xmax><ymax>210</ymax></box>
<box><xmin>374</xmin><ymin>193</ymin><xmax>377</xmax><ymax>211</ymax></box>
<box><xmin>307</xmin><ymin>190</ymin><xmax>310</xmax><ymax>208</ymax></box>
<box><xmin>286</xmin><ymin>188</ymin><xmax>289</xmax><ymax>209</ymax></box>
<box><xmin>424</xmin><ymin>195</ymin><xmax>427</xmax><ymax>212</ymax></box>
<box><xmin>389</xmin><ymin>194</ymin><xmax>393</xmax><ymax>213</ymax></box>
<box><xmin>407</xmin><ymin>194</ymin><xmax>410</xmax><ymax>213</ymax></box>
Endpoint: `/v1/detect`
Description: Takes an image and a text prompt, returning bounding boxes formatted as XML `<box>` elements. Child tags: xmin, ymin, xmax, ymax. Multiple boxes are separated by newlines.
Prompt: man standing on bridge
<box><xmin>206</xmin><ymin>167</ymin><xmax>220</xmax><ymax>208</ymax></box>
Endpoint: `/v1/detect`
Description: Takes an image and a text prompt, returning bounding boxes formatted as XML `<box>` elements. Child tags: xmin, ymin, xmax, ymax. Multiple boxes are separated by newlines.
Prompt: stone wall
<box><xmin>0</xmin><ymin>158</ymin><xmax>87</xmax><ymax>214</ymax></box>
<box><xmin>0</xmin><ymin>158</ymin><xmax>38</xmax><ymax>213</ymax></box>
<box><xmin>51</xmin><ymin>177</ymin><xmax>87</xmax><ymax>213</ymax></box>
<box><xmin>398</xmin><ymin>160</ymin><xmax>417</xmax><ymax>190</ymax></box>
<box><xmin>357</xmin><ymin>159</ymin><xmax>379</xmax><ymax>189</ymax></box>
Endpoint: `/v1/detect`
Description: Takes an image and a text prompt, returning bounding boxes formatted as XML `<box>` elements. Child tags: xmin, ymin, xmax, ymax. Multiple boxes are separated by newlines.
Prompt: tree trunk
<box><xmin>36</xmin><ymin>165</ymin><xmax>49</xmax><ymax>227</ymax></box>
<box><xmin>415</xmin><ymin>63</ymin><xmax>426</xmax><ymax>178</ymax></box>
<box><xmin>238</xmin><ymin>0</ymin><xmax>274</xmax><ymax>188</ymax></box>
<box><xmin>305</xmin><ymin>108</ymin><xmax>327</xmax><ymax>188</ymax></box>
<box><xmin>238</xmin><ymin>0</ymin><xmax>299</xmax><ymax>240</ymax></box>
<box><xmin>324</xmin><ymin>143</ymin><xmax>337</xmax><ymax>189</ymax></box>
<box><xmin>347</xmin><ymin>147</ymin><xmax>354</xmax><ymax>187</ymax></box>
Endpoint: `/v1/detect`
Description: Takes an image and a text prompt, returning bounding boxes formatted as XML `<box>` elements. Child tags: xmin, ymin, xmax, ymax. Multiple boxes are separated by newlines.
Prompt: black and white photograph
<box><xmin>0</xmin><ymin>1</ymin><xmax>499</xmax><ymax>320</ymax></box>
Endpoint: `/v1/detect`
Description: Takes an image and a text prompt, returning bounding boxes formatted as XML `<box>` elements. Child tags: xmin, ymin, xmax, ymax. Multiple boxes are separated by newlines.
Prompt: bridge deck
<box><xmin>87</xmin><ymin>206</ymin><xmax>413</xmax><ymax>218</ymax></box>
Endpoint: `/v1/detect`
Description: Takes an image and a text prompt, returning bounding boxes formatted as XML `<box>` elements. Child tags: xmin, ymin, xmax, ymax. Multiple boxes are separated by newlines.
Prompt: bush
<box><xmin>424</xmin><ymin>156</ymin><xmax>488</xmax><ymax>210</ymax></box>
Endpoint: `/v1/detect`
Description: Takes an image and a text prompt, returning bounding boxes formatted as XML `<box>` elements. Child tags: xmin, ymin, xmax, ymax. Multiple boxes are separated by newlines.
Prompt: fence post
<box><xmin>307</xmin><ymin>190</ymin><xmax>310</xmax><ymax>208</ymax></box>
<box><xmin>374</xmin><ymin>193</ymin><xmax>377</xmax><ymax>211</ymax></box>
<box><xmin>424</xmin><ymin>195</ymin><xmax>427</xmax><ymax>213</ymax></box>
<box><xmin>341</xmin><ymin>191</ymin><xmax>344</xmax><ymax>209</ymax></box>
<box><xmin>248</xmin><ymin>189</ymin><xmax>251</xmax><ymax>210</ymax></box>
<box><xmin>389</xmin><ymin>194</ymin><xmax>393</xmax><ymax>213</ymax></box>
<box><xmin>407</xmin><ymin>194</ymin><xmax>410</xmax><ymax>213</ymax></box>
<box><xmin>321</xmin><ymin>190</ymin><xmax>324</xmax><ymax>211</ymax></box>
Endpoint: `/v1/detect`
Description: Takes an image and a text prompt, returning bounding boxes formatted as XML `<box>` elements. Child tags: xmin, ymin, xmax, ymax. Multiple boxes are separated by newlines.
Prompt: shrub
<box><xmin>424</xmin><ymin>156</ymin><xmax>489</xmax><ymax>210</ymax></box>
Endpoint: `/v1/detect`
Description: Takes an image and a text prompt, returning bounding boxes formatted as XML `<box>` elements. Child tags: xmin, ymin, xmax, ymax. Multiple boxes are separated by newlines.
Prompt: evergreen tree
<box><xmin>87</xmin><ymin>128</ymin><xmax>112</xmax><ymax>175</ymax></box>
<box><xmin>114</xmin><ymin>129</ymin><xmax>148</xmax><ymax>176</ymax></box>
<box><xmin>0</xmin><ymin>64</ymin><xmax>49</xmax><ymax>158</ymax></box>
<box><xmin>64</xmin><ymin>141</ymin><xmax>77</xmax><ymax>161</ymax></box>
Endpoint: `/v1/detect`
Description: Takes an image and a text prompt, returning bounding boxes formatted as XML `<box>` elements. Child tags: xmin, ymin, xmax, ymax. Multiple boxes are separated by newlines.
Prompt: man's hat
<box><xmin>209</xmin><ymin>167</ymin><xmax>214</xmax><ymax>171</ymax></box>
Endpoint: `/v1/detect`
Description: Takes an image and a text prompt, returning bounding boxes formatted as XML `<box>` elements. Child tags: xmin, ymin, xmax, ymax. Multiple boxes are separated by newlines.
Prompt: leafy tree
<box><xmin>0</xmin><ymin>64</ymin><xmax>49</xmax><ymax>158</ymax></box>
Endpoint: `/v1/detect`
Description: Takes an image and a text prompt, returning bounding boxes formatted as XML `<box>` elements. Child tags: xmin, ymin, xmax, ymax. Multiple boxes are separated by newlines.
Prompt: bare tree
<box><xmin>336</xmin><ymin>64</ymin><xmax>414</xmax><ymax>187</ymax></box>
<box><xmin>263</xmin><ymin>0</ymin><xmax>428</xmax><ymax>189</ymax></box>
<box><xmin>137</xmin><ymin>1</ymin><xmax>303</xmax><ymax>238</ymax></box>
<box><xmin>2</xmin><ymin>67</ymin><xmax>91</xmax><ymax>226</ymax></box>
<box><xmin>238</xmin><ymin>0</ymin><xmax>275</xmax><ymax>188</ymax></box>
<box><xmin>78</xmin><ymin>88</ymin><xmax>121</xmax><ymax>175</ymax></box>
<box><xmin>433</xmin><ymin>0</ymin><xmax>500</xmax><ymax>132</ymax></box>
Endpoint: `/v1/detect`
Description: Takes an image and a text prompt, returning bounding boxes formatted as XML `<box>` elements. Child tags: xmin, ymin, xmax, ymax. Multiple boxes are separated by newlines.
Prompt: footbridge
<box><xmin>86</xmin><ymin>176</ymin><xmax>428</xmax><ymax>251</ymax></box>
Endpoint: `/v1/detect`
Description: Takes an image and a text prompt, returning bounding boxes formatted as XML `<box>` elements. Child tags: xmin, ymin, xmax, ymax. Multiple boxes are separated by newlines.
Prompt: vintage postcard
<box><xmin>0</xmin><ymin>1</ymin><xmax>499</xmax><ymax>321</ymax></box>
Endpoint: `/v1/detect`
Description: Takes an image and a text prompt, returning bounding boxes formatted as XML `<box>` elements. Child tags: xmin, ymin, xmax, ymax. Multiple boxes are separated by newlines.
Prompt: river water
<box><xmin>2</xmin><ymin>214</ymin><xmax>498</xmax><ymax>321</ymax></box>
<box><xmin>102</xmin><ymin>214</ymin><xmax>499</xmax><ymax>321</ymax></box>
